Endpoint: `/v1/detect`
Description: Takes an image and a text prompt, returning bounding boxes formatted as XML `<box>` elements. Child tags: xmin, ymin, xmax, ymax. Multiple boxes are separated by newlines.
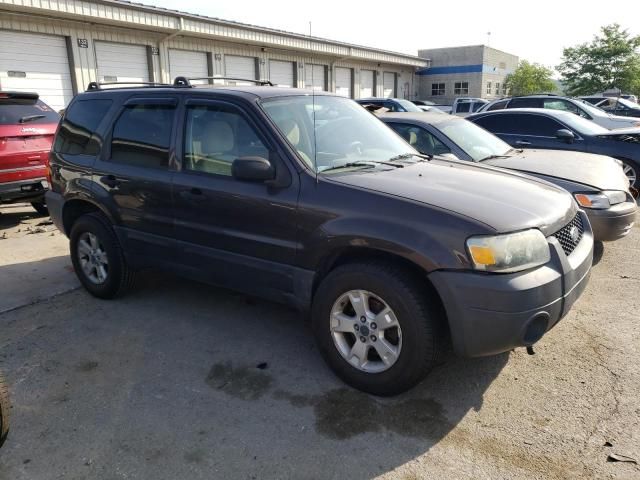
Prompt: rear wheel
<box><xmin>312</xmin><ymin>261</ymin><xmax>444</xmax><ymax>396</ymax></box>
<box><xmin>0</xmin><ymin>369</ymin><xmax>9</xmax><ymax>448</ymax></box>
<box><xmin>31</xmin><ymin>201</ymin><xmax>49</xmax><ymax>216</ymax></box>
<box><xmin>70</xmin><ymin>213</ymin><xmax>134</xmax><ymax>299</ymax></box>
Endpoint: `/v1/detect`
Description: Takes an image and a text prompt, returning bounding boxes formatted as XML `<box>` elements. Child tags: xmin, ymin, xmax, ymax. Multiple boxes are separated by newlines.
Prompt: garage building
<box><xmin>0</xmin><ymin>0</ymin><xmax>426</xmax><ymax>110</ymax></box>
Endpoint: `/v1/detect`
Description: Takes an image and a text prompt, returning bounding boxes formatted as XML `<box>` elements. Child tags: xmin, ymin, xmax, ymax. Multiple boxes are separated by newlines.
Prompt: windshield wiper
<box><xmin>319</xmin><ymin>161</ymin><xmax>380</xmax><ymax>173</ymax></box>
<box><xmin>479</xmin><ymin>154</ymin><xmax>512</xmax><ymax>162</ymax></box>
<box><xmin>19</xmin><ymin>114</ymin><xmax>46</xmax><ymax>124</ymax></box>
<box><xmin>387</xmin><ymin>152</ymin><xmax>433</xmax><ymax>162</ymax></box>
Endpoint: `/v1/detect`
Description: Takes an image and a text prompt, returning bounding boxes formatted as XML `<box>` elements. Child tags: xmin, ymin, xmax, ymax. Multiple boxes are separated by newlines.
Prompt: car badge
<box><xmin>569</xmin><ymin>226</ymin><xmax>580</xmax><ymax>243</ymax></box>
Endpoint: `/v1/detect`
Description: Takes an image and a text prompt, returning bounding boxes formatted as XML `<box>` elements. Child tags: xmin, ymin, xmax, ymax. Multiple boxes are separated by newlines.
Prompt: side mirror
<box><xmin>232</xmin><ymin>156</ymin><xmax>275</xmax><ymax>182</ymax></box>
<box><xmin>556</xmin><ymin>129</ymin><xmax>575</xmax><ymax>143</ymax></box>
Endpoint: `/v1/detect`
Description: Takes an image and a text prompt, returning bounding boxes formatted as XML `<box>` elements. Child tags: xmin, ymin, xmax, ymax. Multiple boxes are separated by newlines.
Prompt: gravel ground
<box><xmin>0</xmin><ymin>203</ymin><xmax>638</xmax><ymax>480</ymax></box>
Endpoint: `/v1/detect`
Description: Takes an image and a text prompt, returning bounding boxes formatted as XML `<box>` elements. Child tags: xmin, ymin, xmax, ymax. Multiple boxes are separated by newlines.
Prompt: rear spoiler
<box><xmin>0</xmin><ymin>92</ymin><xmax>39</xmax><ymax>100</ymax></box>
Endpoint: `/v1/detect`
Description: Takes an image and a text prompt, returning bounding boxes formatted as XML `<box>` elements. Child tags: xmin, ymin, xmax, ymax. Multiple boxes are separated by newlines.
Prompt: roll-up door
<box><xmin>335</xmin><ymin>67</ymin><xmax>352</xmax><ymax>98</ymax></box>
<box><xmin>269</xmin><ymin>60</ymin><xmax>294</xmax><ymax>87</ymax></box>
<box><xmin>224</xmin><ymin>55</ymin><xmax>257</xmax><ymax>85</ymax></box>
<box><xmin>169</xmin><ymin>49</ymin><xmax>208</xmax><ymax>84</ymax></box>
<box><xmin>305</xmin><ymin>64</ymin><xmax>326</xmax><ymax>91</ymax></box>
<box><xmin>95</xmin><ymin>42</ymin><xmax>149</xmax><ymax>85</ymax></box>
<box><xmin>383</xmin><ymin>72</ymin><xmax>396</xmax><ymax>97</ymax></box>
<box><xmin>360</xmin><ymin>70</ymin><xmax>375</xmax><ymax>98</ymax></box>
<box><xmin>0</xmin><ymin>30</ymin><xmax>73</xmax><ymax>111</ymax></box>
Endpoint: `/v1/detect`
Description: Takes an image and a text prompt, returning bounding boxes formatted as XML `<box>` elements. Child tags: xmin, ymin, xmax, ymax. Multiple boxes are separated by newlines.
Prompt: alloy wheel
<box><xmin>77</xmin><ymin>232</ymin><xmax>109</xmax><ymax>284</ymax></box>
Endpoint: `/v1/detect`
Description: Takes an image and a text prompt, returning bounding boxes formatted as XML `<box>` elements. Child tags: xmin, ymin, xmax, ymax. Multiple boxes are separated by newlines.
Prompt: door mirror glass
<box><xmin>232</xmin><ymin>156</ymin><xmax>275</xmax><ymax>182</ymax></box>
<box><xmin>556</xmin><ymin>129</ymin><xmax>575</xmax><ymax>143</ymax></box>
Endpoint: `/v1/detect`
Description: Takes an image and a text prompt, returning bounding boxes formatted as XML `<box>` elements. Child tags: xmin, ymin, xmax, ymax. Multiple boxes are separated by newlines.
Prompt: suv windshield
<box><xmin>261</xmin><ymin>95</ymin><xmax>417</xmax><ymax>174</ymax></box>
<box><xmin>0</xmin><ymin>98</ymin><xmax>60</xmax><ymax>125</ymax></box>
<box><xmin>439</xmin><ymin>118</ymin><xmax>512</xmax><ymax>161</ymax></box>
<box><xmin>557</xmin><ymin>111</ymin><xmax>609</xmax><ymax>135</ymax></box>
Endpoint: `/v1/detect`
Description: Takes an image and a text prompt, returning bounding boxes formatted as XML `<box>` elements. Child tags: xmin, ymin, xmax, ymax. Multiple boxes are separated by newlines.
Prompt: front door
<box><xmin>171</xmin><ymin>98</ymin><xmax>301</xmax><ymax>301</ymax></box>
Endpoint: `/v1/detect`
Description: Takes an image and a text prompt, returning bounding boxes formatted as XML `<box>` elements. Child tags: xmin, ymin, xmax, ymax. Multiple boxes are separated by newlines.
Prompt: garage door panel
<box><xmin>335</xmin><ymin>67</ymin><xmax>352</xmax><ymax>98</ymax></box>
<box><xmin>360</xmin><ymin>70</ymin><xmax>374</xmax><ymax>98</ymax></box>
<box><xmin>95</xmin><ymin>42</ymin><xmax>149</xmax><ymax>83</ymax></box>
<box><xmin>270</xmin><ymin>60</ymin><xmax>294</xmax><ymax>87</ymax></box>
<box><xmin>169</xmin><ymin>49</ymin><xmax>208</xmax><ymax>84</ymax></box>
<box><xmin>383</xmin><ymin>72</ymin><xmax>396</xmax><ymax>98</ymax></box>
<box><xmin>225</xmin><ymin>56</ymin><xmax>257</xmax><ymax>85</ymax></box>
<box><xmin>305</xmin><ymin>64</ymin><xmax>325</xmax><ymax>91</ymax></box>
<box><xmin>0</xmin><ymin>30</ymin><xmax>73</xmax><ymax>111</ymax></box>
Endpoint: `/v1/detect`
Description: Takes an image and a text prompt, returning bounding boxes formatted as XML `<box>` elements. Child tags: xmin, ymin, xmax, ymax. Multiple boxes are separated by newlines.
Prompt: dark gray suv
<box><xmin>46</xmin><ymin>80</ymin><xmax>593</xmax><ymax>395</ymax></box>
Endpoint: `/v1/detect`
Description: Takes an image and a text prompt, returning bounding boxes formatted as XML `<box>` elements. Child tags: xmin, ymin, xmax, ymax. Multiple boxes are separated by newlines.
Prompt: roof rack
<box><xmin>173</xmin><ymin>76</ymin><xmax>274</xmax><ymax>87</ymax></box>
<box><xmin>86</xmin><ymin>81</ymin><xmax>171</xmax><ymax>91</ymax></box>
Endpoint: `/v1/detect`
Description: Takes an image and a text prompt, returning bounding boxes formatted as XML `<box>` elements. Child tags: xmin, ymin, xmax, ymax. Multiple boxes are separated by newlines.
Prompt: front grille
<box><xmin>552</xmin><ymin>213</ymin><xmax>584</xmax><ymax>256</ymax></box>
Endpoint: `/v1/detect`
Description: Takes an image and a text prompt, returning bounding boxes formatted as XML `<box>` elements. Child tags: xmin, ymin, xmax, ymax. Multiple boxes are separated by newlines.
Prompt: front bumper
<box><xmin>585</xmin><ymin>201</ymin><xmax>636</xmax><ymax>242</ymax></box>
<box><xmin>0</xmin><ymin>178</ymin><xmax>47</xmax><ymax>204</ymax></box>
<box><xmin>429</xmin><ymin>210</ymin><xmax>594</xmax><ymax>358</ymax></box>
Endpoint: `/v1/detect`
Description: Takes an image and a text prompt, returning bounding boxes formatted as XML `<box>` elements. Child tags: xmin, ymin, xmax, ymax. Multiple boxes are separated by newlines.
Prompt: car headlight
<box><xmin>466</xmin><ymin>229</ymin><xmax>550</xmax><ymax>273</ymax></box>
<box><xmin>574</xmin><ymin>190</ymin><xmax>627</xmax><ymax>209</ymax></box>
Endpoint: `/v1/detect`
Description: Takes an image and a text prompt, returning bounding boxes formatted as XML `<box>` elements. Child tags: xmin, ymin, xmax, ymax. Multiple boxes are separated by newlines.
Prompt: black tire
<box><xmin>31</xmin><ymin>201</ymin><xmax>49</xmax><ymax>216</ymax></box>
<box><xmin>619</xmin><ymin>159</ymin><xmax>639</xmax><ymax>189</ymax></box>
<box><xmin>69</xmin><ymin>213</ymin><xmax>134</xmax><ymax>299</ymax></box>
<box><xmin>311</xmin><ymin>261</ymin><xmax>445</xmax><ymax>396</ymax></box>
<box><xmin>0</xmin><ymin>369</ymin><xmax>9</xmax><ymax>448</ymax></box>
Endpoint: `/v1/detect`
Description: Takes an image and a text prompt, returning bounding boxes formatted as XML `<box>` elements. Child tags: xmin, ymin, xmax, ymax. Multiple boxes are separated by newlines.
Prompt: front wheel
<box><xmin>620</xmin><ymin>159</ymin><xmax>638</xmax><ymax>189</ymax></box>
<box><xmin>312</xmin><ymin>261</ymin><xmax>445</xmax><ymax>396</ymax></box>
<box><xmin>31</xmin><ymin>201</ymin><xmax>49</xmax><ymax>216</ymax></box>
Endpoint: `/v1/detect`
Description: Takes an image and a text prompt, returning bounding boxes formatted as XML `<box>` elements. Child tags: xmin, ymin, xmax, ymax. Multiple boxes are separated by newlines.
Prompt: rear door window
<box><xmin>54</xmin><ymin>99</ymin><xmax>113</xmax><ymax>155</ymax></box>
<box><xmin>0</xmin><ymin>98</ymin><xmax>60</xmax><ymax>125</ymax></box>
<box><xmin>486</xmin><ymin>99</ymin><xmax>509</xmax><ymax>111</ymax></box>
<box><xmin>475</xmin><ymin>113</ymin><xmax>563</xmax><ymax>136</ymax></box>
<box><xmin>508</xmin><ymin>97</ymin><xmax>542</xmax><ymax>108</ymax></box>
<box><xmin>110</xmin><ymin>103</ymin><xmax>176</xmax><ymax>169</ymax></box>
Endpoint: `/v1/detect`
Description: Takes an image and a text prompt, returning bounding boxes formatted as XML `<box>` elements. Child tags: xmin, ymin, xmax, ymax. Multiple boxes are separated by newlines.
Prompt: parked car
<box><xmin>0</xmin><ymin>92</ymin><xmax>60</xmax><ymax>215</ymax></box>
<box><xmin>0</xmin><ymin>369</ymin><xmax>8</xmax><ymax>448</ymax></box>
<box><xmin>380</xmin><ymin>112</ymin><xmax>636</xmax><ymax>241</ymax></box>
<box><xmin>411</xmin><ymin>100</ymin><xmax>436</xmax><ymax>106</ymax></box>
<box><xmin>416</xmin><ymin>105</ymin><xmax>447</xmax><ymax>114</ymax></box>
<box><xmin>467</xmin><ymin>108</ymin><xmax>640</xmax><ymax>189</ymax></box>
<box><xmin>355</xmin><ymin>97</ymin><xmax>423</xmax><ymax>113</ymax></box>
<box><xmin>450</xmin><ymin>97</ymin><xmax>488</xmax><ymax>116</ymax></box>
<box><xmin>580</xmin><ymin>96</ymin><xmax>640</xmax><ymax>118</ymax></box>
<box><xmin>47</xmin><ymin>80</ymin><xmax>593</xmax><ymax>396</ymax></box>
<box><xmin>479</xmin><ymin>94</ymin><xmax>640</xmax><ymax>130</ymax></box>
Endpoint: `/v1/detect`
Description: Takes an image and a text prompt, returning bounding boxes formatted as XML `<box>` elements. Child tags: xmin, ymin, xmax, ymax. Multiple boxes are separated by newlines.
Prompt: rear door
<box><xmin>92</xmin><ymin>96</ymin><xmax>177</xmax><ymax>263</ymax></box>
<box><xmin>0</xmin><ymin>94</ymin><xmax>60</xmax><ymax>185</ymax></box>
<box><xmin>171</xmin><ymin>97</ymin><xmax>300</xmax><ymax>300</ymax></box>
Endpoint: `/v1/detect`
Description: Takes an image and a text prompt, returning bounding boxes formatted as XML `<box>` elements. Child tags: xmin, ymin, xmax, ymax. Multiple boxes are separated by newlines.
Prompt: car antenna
<box><xmin>309</xmin><ymin>20</ymin><xmax>319</xmax><ymax>184</ymax></box>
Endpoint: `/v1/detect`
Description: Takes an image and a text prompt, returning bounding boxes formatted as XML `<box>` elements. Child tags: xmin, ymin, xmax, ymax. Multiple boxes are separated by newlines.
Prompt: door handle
<box><xmin>100</xmin><ymin>175</ymin><xmax>120</xmax><ymax>188</ymax></box>
<box><xmin>179</xmin><ymin>188</ymin><xmax>206</xmax><ymax>201</ymax></box>
<box><xmin>515</xmin><ymin>140</ymin><xmax>532</xmax><ymax>146</ymax></box>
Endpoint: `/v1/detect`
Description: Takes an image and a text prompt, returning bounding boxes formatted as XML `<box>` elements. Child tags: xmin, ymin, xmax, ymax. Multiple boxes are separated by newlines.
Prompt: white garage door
<box><xmin>269</xmin><ymin>60</ymin><xmax>294</xmax><ymax>87</ymax></box>
<box><xmin>305</xmin><ymin>64</ymin><xmax>325</xmax><ymax>91</ymax></box>
<box><xmin>169</xmin><ymin>49</ymin><xmax>208</xmax><ymax>85</ymax></box>
<box><xmin>335</xmin><ymin>67</ymin><xmax>352</xmax><ymax>98</ymax></box>
<box><xmin>225</xmin><ymin>55</ymin><xmax>257</xmax><ymax>85</ymax></box>
<box><xmin>360</xmin><ymin>70</ymin><xmax>375</xmax><ymax>98</ymax></box>
<box><xmin>95</xmin><ymin>42</ymin><xmax>149</xmax><ymax>85</ymax></box>
<box><xmin>0</xmin><ymin>30</ymin><xmax>73</xmax><ymax>111</ymax></box>
<box><xmin>383</xmin><ymin>72</ymin><xmax>396</xmax><ymax>98</ymax></box>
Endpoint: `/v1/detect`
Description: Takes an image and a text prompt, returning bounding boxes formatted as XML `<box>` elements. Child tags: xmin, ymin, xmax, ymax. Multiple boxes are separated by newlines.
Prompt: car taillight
<box><xmin>46</xmin><ymin>152</ymin><xmax>53</xmax><ymax>185</ymax></box>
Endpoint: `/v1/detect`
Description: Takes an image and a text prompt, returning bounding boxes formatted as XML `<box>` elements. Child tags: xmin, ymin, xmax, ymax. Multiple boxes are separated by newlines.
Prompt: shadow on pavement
<box><xmin>0</xmin><ymin>204</ymin><xmax>46</xmax><ymax>231</ymax></box>
<box><xmin>0</xmin><ymin>266</ymin><xmax>509</xmax><ymax>479</ymax></box>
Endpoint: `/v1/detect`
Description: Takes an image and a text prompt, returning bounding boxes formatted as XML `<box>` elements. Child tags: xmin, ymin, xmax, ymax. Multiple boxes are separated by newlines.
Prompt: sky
<box><xmin>147</xmin><ymin>0</ymin><xmax>639</xmax><ymax>74</ymax></box>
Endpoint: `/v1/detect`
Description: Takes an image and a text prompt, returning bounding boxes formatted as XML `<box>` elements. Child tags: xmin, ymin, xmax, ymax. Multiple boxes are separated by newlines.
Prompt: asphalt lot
<box><xmin>0</xmin><ymin>203</ymin><xmax>639</xmax><ymax>480</ymax></box>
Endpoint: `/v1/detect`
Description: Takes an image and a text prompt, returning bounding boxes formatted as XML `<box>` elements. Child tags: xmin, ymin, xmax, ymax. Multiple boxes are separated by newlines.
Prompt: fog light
<box><xmin>523</xmin><ymin>313</ymin><xmax>549</xmax><ymax>344</ymax></box>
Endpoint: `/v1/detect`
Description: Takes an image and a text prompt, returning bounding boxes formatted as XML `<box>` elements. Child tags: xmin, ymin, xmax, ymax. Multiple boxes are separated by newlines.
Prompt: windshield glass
<box><xmin>260</xmin><ymin>95</ymin><xmax>417</xmax><ymax>174</ymax></box>
<box><xmin>395</xmin><ymin>99</ymin><xmax>423</xmax><ymax>113</ymax></box>
<box><xmin>558</xmin><ymin>111</ymin><xmax>610</xmax><ymax>135</ymax></box>
<box><xmin>576</xmin><ymin>100</ymin><xmax>608</xmax><ymax>116</ymax></box>
<box><xmin>438</xmin><ymin>118</ymin><xmax>512</xmax><ymax>161</ymax></box>
<box><xmin>615</xmin><ymin>97</ymin><xmax>640</xmax><ymax>109</ymax></box>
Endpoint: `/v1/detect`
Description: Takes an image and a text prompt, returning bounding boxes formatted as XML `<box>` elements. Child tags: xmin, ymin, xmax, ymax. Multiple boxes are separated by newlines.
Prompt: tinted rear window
<box><xmin>508</xmin><ymin>98</ymin><xmax>542</xmax><ymax>108</ymax></box>
<box><xmin>0</xmin><ymin>98</ymin><xmax>60</xmax><ymax>125</ymax></box>
<box><xmin>54</xmin><ymin>99</ymin><xmax>113</xmax><ymax>155</ymax></box>
<box><xmin>473</xmin><ymin>113</ymin><xmax>564</xmax><ymax>136</ymax></box>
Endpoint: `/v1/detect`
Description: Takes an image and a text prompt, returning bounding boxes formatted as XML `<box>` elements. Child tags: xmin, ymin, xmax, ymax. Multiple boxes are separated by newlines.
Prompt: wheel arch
<box><xmin>62</xmin><ymin>198</ymin><xmax>116</xmax><ymax>236</ymax></box>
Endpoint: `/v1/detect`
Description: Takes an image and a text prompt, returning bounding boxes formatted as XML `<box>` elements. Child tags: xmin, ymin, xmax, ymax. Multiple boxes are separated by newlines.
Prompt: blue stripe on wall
<box><xmin>417</xmin><ymin>64</ymin><xmax>514</xmax><ymax>76</ymax></box>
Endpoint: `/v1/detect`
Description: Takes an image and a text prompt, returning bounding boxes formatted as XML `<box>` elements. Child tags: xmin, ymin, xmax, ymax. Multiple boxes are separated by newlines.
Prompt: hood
<box><xmin>484</xmin><ymin>150</ymin><xmax>630</xmax><ymax>192</ymax></box>
<box><xmin>330</xmin><ymin>158</ymin><xmax>576</xmax><ymax>236</ymax></box>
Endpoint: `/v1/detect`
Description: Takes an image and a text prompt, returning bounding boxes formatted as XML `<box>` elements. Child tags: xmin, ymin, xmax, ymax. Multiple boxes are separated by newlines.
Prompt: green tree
<box><xmin>557</xmin><ymin>24</ymin><xmax>640</xmax><ymax>96</ymax></box>
<box><xmin>504</xmin><ymin>61</ymin><xmax>556</xmax><ymax>96</ymax></box>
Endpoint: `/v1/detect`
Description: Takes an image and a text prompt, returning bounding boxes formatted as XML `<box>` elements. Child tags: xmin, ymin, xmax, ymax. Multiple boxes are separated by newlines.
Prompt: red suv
<box><xmin>0</xmin><ymin>92</ymin><xmax>60</xmax><ymax>215</ymax></box>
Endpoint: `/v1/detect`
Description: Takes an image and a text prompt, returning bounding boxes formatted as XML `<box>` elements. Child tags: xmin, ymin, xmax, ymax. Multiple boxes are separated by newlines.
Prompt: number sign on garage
<box><xmin>335</xmin><ymin>67</ymin><xmax>352</xmax><ymax>98</ymax></box>
<box><xmin>95</xmin><ymin>41</ymin><xmax>150</xmax><ymax>84</ymax></box>
<box><xmin>169</xmin><ymin>49</ymin><xmax>208</xmax><ymax>85</ymax></box>
<box><xmin>269</xmin><ymin>60</ymin><xmax>295</xmax><ymax>87</ymax></box>
<box><xmin>0</xmin><ymin>30</ymin><xmax>74</xmax><ymax>111</ymax></box>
